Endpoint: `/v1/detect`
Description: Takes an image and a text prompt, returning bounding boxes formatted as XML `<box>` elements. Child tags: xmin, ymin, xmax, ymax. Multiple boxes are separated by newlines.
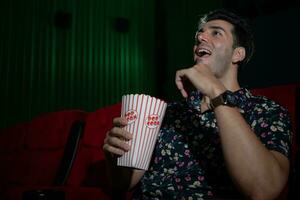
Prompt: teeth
<box><xmin>196</xmin><ymin>48</ymin><xmax>211</xmax><ymax>57</ymax></box>
<box><xmin>198</xmin><ymin>49</ymin><xmax>210</xmax><ymax>54</ymax></box>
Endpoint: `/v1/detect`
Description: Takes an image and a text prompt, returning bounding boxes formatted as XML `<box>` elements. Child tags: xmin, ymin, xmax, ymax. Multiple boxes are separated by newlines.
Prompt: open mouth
<box><xmin>195</xmin><ymin>47</ymin><xmax>212</xmax><ymax>58</ymax></box>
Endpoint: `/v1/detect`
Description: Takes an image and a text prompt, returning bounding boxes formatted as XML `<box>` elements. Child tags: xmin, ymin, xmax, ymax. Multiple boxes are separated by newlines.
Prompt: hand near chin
<box><xmin>175</xmin><ymin>64</ymin><xmax>226</xmax><ymax>98</ymax></box>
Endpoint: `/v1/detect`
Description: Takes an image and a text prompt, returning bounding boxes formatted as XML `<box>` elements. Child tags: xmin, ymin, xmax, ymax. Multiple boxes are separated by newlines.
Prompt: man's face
<box><xmin>193</xmin><ymin>19</ymin><xmax>236</xmax><ymax>78</ymax></box>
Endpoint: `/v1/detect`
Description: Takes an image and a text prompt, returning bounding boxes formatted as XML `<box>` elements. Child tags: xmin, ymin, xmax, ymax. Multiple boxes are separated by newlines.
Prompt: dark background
<box><xmin>155</xmin><ymin>0</ymin><xmax>300</xmax><ymax>101</ymax></box>
<box><xmin>1</xmin><ymin>0</ymin><xmax>300</xmax><ymax>129</ymax></box>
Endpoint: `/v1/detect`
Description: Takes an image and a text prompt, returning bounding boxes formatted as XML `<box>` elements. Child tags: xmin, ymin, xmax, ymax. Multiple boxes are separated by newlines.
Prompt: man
<box><xmin>103</xmin><ymin>9</ymin><xmax>292</xmax><ymax>199</ymax></box>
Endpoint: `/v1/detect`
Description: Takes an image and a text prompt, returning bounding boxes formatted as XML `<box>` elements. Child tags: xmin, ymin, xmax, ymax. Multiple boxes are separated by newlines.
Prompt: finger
<box><xmin>109</xmin><ymin>127</ymin><xmax>133</xmax><ymax>140</ymax></box>
<box><xmin>107</xmin><ymin>136</ymin><xmax>131</xmax><ymax>151</ymax></box>
<box><xmin>103</xmin><ymin>132</ymin><xmax>131</xmax><ymax>155</ymax></box>
<box><xmin>175</xmin><ymin>70</ymin><xmax>188</xmax><ymax>98</ymax></box>
<box><xmin>103</xmin><ymin>143</ymin><xmax>126</xmax><ymax>156</ymax></box>
<box><xmin>175</xmin><ymin>70</ymin><xmax>185</xmax><ymax>90</ymax></box>
<box><xmin>177</xmin><ymin>87</ymin><xmax>188</xmax><ymax>98</ymax></box>
<box><xmin>113</xmin><ymin>117</ymin><xmax>128</xmax><ymax>127</ymax></box>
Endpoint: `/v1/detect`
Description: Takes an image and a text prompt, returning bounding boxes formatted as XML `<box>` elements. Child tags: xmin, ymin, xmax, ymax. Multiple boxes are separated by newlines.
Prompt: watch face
<box><xmin>225</xmin><ymin>91</ymin><xmax>237</xmax><ymax>106</ymax></box>
<box><xmin>211</xmin><ymin>90</ymin><xmax>238</xmax><ymax>108</ymax></box>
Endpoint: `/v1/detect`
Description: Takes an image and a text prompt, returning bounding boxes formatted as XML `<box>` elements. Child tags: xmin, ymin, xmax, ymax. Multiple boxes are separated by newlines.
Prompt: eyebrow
<box><xmin>197</xmin><ymin>25</ymin><xmax>226</xmax><ymax>33</ymax></box>
<box><xmin>208</xmin><ymin>25</ymin><xmax>226</xmax><ymax>33</ymax></box>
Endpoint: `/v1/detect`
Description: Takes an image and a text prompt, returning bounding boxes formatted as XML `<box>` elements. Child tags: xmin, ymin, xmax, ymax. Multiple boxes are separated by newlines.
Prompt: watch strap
<box><xmin>210</xmin><ymin>94</ymin><xmax>225</xmax><ymax>109</ymax></box>
<box><xmin>210</xmin><ymin>90</ymin><xmax>236</xmax><ymax>109</ymax></box>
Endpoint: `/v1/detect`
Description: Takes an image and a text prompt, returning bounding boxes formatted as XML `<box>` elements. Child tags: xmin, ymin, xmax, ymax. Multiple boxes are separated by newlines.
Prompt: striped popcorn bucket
<box><xmin>117</xmin><ymin>94</ymin><xmax>167</xmax><ymax>170</ymax></box>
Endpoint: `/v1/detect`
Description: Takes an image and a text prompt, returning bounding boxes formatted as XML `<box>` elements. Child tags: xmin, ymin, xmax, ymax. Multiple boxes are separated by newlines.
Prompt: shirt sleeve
<box><xmin>251</xmin><ymin>103</ymin><xmax>292</xmax><ymax>159</ymax></box>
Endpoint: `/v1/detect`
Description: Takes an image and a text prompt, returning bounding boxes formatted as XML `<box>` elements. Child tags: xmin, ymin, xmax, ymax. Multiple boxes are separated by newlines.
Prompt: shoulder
<box><xmin>242</xmin><ymin>91</ymin><xmax>292</xmax><ymax>135</ymax></box>
<box><xmin>247</xmin><ymin>93</ymin><xmax>292</xmax><ymax>158</ymax></box>
<box><xmin>247</xmin><ymin>93</ymin><xmax>290</xmax><ymax>117</ymax></box>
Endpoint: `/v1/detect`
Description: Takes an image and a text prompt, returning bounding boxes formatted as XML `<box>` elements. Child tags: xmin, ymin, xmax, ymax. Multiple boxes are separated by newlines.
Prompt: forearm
<box><xmin>105</xmin><ymin>152</ymin><xmax>145</xmax><ymax>191</ymax></box>
<box><xmin>214</xmin><ymin>106</ymin><xmax>289</xmax><ymax>200</ymax></box>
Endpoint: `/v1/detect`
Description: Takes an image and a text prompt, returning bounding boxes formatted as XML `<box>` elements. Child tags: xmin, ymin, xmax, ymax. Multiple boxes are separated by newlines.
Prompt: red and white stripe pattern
<box><xmin>117</xmin><ymin>94</ymin><xmax>167</xmax><ymax>170</ymax></box>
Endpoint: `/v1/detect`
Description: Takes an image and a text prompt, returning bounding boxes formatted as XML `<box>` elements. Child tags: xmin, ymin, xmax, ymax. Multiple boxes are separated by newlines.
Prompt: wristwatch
<box><xmin>210</xmin><ymin>90</ymin><xmax>237</xmax><ymax>109</ymax></box>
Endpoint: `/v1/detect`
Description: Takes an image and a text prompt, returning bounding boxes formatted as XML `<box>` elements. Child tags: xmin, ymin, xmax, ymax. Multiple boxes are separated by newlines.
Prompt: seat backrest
<box><xmin>0</xmin><ymin>110</ymin><xmax>87</xmax><ymax>189</ymax></box>
<box><xmin>251</xmin><ymin>83</ymin><xmax>299</xmax><ymax>158</ymax></box>
<box><xmin>67</xmin><ymin>103</ymin><xmax>122</xmax><ymax>191</ymax></box>
<box><xmin>0</xmin><ymin>122</ymin><xmax>29</xmax><ymax>192</ymax></box>
<box><xmin>53</xmin><ymin>120</ymin><xmax>85</xmax><ymax>185</ymax></box>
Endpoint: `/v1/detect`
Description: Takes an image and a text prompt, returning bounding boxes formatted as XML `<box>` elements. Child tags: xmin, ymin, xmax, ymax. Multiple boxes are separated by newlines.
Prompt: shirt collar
<box><xmin>186</xmin><ymin>88</ymin><xmax>252</xmax><ymax>113</ymax></box>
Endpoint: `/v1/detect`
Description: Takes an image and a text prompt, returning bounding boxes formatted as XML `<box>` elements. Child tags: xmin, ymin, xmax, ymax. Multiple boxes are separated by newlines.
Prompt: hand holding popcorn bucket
<box><xmin>117</xmin><ymin>94</ymin><xmax>167</xmax><ymax>170</ymax></box>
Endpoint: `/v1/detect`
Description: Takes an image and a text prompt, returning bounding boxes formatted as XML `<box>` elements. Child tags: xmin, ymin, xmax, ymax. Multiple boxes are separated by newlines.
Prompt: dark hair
<box><xmin>198</xmin><ymin>9</ymin><xmax>254</xmax><ymax>67</ymax></box>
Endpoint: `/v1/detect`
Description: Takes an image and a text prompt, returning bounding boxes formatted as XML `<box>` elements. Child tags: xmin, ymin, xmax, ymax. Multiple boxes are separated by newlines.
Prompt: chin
<box><xmin>195</xmin><ymin>59</ymin><xmax>209</xmax><ymax>65</ymax></box>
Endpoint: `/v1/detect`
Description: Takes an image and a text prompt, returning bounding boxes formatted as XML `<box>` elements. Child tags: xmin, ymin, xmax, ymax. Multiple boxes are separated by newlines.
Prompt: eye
<box><xmin>212</xmin><ymin>30</ymin><xmax>222</xmax><ymax>36</ymax></box>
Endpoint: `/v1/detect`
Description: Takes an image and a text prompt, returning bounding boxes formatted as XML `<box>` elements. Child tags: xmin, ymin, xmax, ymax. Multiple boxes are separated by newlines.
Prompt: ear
<box><xmin>232</xmin><ymin>47</ymin><xmax>246</xmax><ymax>64</ymax></box>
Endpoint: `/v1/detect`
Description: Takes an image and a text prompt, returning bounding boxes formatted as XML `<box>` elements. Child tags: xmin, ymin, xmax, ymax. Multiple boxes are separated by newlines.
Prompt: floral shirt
<box><xmin>132</xmin><ymin>88</ymin><xmax>292</xmax><ymax>200</ymax></box>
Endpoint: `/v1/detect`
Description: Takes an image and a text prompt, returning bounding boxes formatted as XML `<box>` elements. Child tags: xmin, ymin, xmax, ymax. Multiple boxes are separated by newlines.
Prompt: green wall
<box><xmin>0</xmin><ymin>0</ymin><xmax>155</xmax><ymax>129</ymax></box>
<box><xmin>0</xmin><ymin>0</ymin><xmax>222</xmax><ymax>129</ymax></box>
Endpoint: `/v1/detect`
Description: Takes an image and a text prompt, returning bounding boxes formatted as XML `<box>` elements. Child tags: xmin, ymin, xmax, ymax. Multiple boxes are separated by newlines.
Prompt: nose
<box><xmin>195</xmin><ymin>31</ymin><xmax>208</xmax><ymax>44</ymax></box>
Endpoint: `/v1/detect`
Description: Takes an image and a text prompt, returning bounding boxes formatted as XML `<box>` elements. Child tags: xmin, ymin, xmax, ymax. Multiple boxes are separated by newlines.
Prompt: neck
<box><xmin>219</xmin><ymin>65</ymin><xmax>240</xmax><ymax>92</ymax></box>
<box><xmin>201</xmin><ymin>65</ymin><xmax>240</xmax><ymax>113</ymax></box>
